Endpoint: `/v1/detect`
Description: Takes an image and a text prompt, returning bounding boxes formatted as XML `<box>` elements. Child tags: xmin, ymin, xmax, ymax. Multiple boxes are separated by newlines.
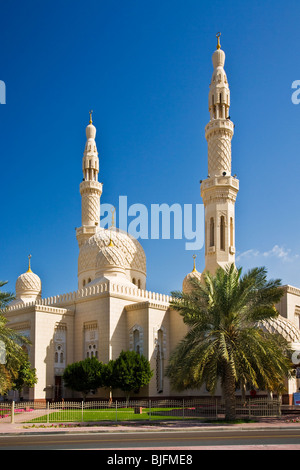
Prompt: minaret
<box><xmin>200</xmin><ymin>34</ymin><xmax>239</xmax><ymax>274</ymax></box>
<box><xmin>76</xmin><ymin>111</ymin><xmax>103</xmax><ymax>248</ymax></box>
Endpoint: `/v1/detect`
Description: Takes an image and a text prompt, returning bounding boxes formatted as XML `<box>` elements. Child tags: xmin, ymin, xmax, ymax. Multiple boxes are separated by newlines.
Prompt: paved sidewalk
<box><xmin>1</xmin><ymin>414</ymin><xmax>300</xmax><ymax>435</ymax></box>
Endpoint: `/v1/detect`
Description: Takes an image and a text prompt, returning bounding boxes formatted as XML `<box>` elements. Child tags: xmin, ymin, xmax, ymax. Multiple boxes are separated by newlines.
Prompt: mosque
<box><xmin>4</xmin><ymin>36</ymin><xmax>300</xmax><ymax>404</ymax></box>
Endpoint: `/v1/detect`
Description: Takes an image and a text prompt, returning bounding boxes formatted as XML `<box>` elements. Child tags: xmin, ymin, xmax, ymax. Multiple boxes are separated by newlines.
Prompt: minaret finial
<box><xmin>89</xmin><ymin>109</ymin><xmax>93</xmax><ymax>124</ymax></box>
<box><xmin>111</xmin><ymin>206</ymin><xmax>115</xmax><ymax>228</ymax></box>
<box><xmin>192</xmin><ymin>254</ymin><xmax>197</xmax><ymax>272</ymax></box>
<box><xmin>216</xmin><ymin>32</ymin><xmax>221</xmax><ymax>50</ymax></box>
<box><xmin>108</xmin><ymin>207</ymin><xmax>116</xmax><ymax>246</ymax></box>
<box><xmin>27</xmin><ymin>254</ymin><xmax>32</xmax><ymax>273</ymax></box>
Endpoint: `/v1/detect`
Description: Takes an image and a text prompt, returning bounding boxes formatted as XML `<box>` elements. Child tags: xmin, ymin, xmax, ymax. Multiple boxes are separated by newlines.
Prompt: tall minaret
<box><xmin>76</xmin><ymin>111</ymin><xmax>103</xmax><ymax>248</ymax></box>
<box><xmin>200</xmin><ymin>34</ymin><xmax>239</xmax><ymax>274</ymax></box>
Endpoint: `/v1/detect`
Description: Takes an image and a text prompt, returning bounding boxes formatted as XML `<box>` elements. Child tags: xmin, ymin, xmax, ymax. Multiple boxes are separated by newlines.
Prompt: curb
<box><xmin>1</xmin><ymin>422</ymin><xmax>300</xmax><ymax>436</ymax></box>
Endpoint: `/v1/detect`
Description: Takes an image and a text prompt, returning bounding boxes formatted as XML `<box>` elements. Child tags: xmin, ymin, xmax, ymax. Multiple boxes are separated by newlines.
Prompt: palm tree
<box><xmin>166</xmin><ymin>264</ymin><xmax>293</xmax><ymax>421</ymax></box>
<box><xmin>0</xmin><ymin>281</ymin><xmax>31</xmax><ymax>394</ymax></box>
<box><xmin>0</xmin><ymin>281</ymin><xmax>14</xmax><ymax>309</ymax></box>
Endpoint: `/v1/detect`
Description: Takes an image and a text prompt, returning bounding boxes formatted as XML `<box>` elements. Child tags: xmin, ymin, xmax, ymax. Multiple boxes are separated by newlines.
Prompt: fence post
<box><xmin>10</xmin><ymin>401</ymin><xmax>14</xmax><ymax>424</ymax></box>
<box><xmin>216</xmin><ymin>398</ymin><xmax>218</xmax><ymax>418</ymax></box>
<box><xmin>82</xmin><ymin>400</ymin><xmax>84</xmax><ymax>423</ymax></box>
<box><xmin>248</xmin><ymin>399</ymin><xmax>251</xmax><ymax>419</ymax></box>
<box><xmin>116</xmin><ymin>400</ymin><xmax>118</xmax><ymax>423</ymax></box>
<box><xmin>182</xmin><ymin>399</ymin><xmax>184</xmax><ymax>419</ymax></box>
<box><xmin>149</xmin><ymin>399</ymin><xmax>151</xmax><ymax>421</ymax></box>
<box><xmin>47</xmin><ymin>401</ymin><xmax>50</xmax><ymax>424</ymax></box>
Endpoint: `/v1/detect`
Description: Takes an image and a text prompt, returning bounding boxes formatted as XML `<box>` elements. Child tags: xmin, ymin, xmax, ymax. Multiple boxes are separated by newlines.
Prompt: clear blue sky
<box><xmin>1</xmin><ymin>0</ymin><xmax>300</xmax><ymax>298</ymax></box>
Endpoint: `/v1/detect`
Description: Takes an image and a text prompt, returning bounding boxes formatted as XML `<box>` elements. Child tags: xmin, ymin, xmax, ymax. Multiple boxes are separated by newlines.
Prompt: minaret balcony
<box><xmin>200</xmin><ymin>175</ymin><xmax>239</xmax><ymax>204</ymax></box>
<box><xmin>79</xmin><ymin>180</ymin><xmax>103</xmax><ymax>196</ymax></box>
<box><xmin>205</xmin><ymin>118</ymin><xmax>234</xmax><ymax>138</ymax></box>
<box><xmin>205</xmin><ymin>119</ymin><xmax>234</xmax><ymax>135</ymax></box>
<box><xmin>201</xmin><ymin>175</ymin><xmax>239</xmax><ymax>191</ymax></box>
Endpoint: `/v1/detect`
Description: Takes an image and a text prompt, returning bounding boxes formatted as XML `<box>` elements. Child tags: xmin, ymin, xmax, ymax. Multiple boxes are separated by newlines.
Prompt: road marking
<box><xmin>1</xmin><ymin>433</ymin><xmax>300</xmax><ymax>447</ymax></box>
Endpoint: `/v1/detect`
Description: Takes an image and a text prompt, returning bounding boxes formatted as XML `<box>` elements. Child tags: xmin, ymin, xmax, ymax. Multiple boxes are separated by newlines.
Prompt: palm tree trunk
<box><xmin>223</xmin><ymin>364</ymin><xmax>236</xmax><ymax>421</ymax></box>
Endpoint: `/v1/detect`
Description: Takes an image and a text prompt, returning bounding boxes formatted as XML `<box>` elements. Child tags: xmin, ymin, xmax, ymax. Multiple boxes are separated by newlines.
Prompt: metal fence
<box><xmin>0</xmin><ymin>397</ymin><xmax>282</xmax><ymax>425</ymax></box>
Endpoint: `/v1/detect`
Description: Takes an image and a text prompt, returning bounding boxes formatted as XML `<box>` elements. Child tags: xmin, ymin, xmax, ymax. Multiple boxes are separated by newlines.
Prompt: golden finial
<box><xmin>89</xmin><ymin>109</ymin><xmax>93</xmax><ymax>124</ymax></box>
<box><xmin>27</xmin><ymin>254</ymin><xmax>32</xmax><ymax>273</ymax></box>
<box><xmin>111</xmin><ymin>207</ymin><xmax>115</xmax><ymax>228</ymax></box>
<box><xmin>192</xmin><ymin>254</ymin><xmax>197</xmax><ymax>272</ymax></box>
<box><xmin>216</xmin><ymin>32</ymin><xmax>221</xmax><ymax>50</ymax></box>
<box><xmin>108</xmin><ymin>207</ymin><xmax>116</xmax><ymax>247</ymax></box>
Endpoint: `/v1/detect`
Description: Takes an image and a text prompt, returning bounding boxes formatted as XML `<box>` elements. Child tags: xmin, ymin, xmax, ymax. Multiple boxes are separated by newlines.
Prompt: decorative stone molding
<box><xmin>84</xmin><ymin>322</ymin><xmax>99</xmax><ymax>359</ymax></box>
<box><xmin>83</xmin><ymin>321</ymin><xmax>98</xmax><ymax>331</ymax></box>
<box><xmin>5</xmin><ymin>280</ymin><xmax>172</xmax><ymax>316</ymax></box>
<box><xmin>153</xmin><ymin>325</ymin><xmax>167</xmax><ymax>357</ymax></box>
<box><xmin>7</xmin><ymin>321</ymin><xmax>31</xmax><ymax>331</ymax></box>
<box><xmin>285</xmin><ymin>285</ymin><xmax>300</xmax><ymax>297</ymax></box>
<box><xmin>129</xmin><ymin>324</ymin><xmax>144</xmax><ymax>355</ymax></box>
<box><xmin>54</xmin><ymin>324</ymin><xmax>66</xmax><ymax>371</ymax></box>
<box><xmin>125</xmin><ymin>300</ymin><xmax>170</xmax><ymax>312</ymax></box>
<box><xmin>55</xmin><ymin>322</ymin><xmax>67</xmax><ymax>330</ymax></box>
<box><xmin>5</xmin><ymin>302</ymin><xmax>73</xmax><ymax>315</ymax></box>
<box><xmin>295</xmin><ymin>306</ymin><xmax>300</xmax><ymax>317</ymax></box>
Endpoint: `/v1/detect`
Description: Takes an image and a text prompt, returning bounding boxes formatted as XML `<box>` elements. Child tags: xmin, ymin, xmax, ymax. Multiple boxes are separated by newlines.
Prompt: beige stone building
<box><xmin>4</xmin><ymin>38</ymin><xmax>300</xmax><ymax>403</ymax></box>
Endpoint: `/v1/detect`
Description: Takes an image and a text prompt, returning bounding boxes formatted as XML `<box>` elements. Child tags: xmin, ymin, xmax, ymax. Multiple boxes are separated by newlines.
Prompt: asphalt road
<box><xmin>1</xmin><ymin>429</ymin><xmax>300</xmax><ymax>450</ymax></box>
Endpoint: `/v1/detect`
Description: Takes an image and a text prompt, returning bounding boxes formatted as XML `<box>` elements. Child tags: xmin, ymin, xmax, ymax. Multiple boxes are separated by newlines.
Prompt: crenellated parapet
<box><xmin>5</xmin><ymin>280</ymin><xmax>172</xmax><ymax>313</ymax></box>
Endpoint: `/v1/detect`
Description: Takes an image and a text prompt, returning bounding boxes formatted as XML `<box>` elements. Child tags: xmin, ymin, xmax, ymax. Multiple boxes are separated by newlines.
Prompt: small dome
<box><xmin>212</xmin><ymin>48</ymin><xmax>225</xmax><ymax>69</ymax></box>
<box><xmin>257</xmin><ymin>316</ymin><xmax>300</xmax><ymax>344</ymax></box>
<box><xmin>182</xmin><ymin>256</ymin><xmax>202</xmax><ymax>293</ymax></box>
<box><xmin>86</xmin><ymin>122</ymin><xmax>96</xmax><ymax>140</ymax></box>
<box><xmin>15</xmin><ymin>260</ymin><xmax>42</xmax><ymax>301</ymax></box>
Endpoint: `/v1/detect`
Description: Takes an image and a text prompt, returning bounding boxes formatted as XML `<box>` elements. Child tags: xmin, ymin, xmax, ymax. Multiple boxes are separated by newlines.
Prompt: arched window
<box><xmin>138</xmin><ymin>279</ymin><xmax>141</xmax><ymax>289</ymax></box>
<box><xmin>132</xmin><ymin>278</ymin><xmax>136</xmax><ymax>285</ymax></box>
<box><xmin>133</xmin><ymin>329</ymin><xmax>140</xmax><ymax>354</ymax></box>
<box><xmin>83</xmin><ymin>279</ymin><xmax>86</xmax><ymax>287</ymax></box>
<box><xmin>230</xmin><ymin>217</ymin><xmax>233</xmax><ymax>247</ymax></box>
<box><xmin>209</xmin><ymin>217</ymin><xmax>215</xmax><ymax>247</ymax></box>
<box><xmin>130</xmin><ymin>325</ymin><xmax>143</xmax><ymax>356</ymax></box>
<box><xmin>220</xmin><ymin>216</ymin><xmax>225</xmax><ymax>251</ymax></box>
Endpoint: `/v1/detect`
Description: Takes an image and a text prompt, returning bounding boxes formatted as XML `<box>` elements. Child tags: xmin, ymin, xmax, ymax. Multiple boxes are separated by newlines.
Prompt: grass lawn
<box><xmin>28</xmin><ymin>406</ymin><xmax>202</xmax><ymax>423</ymax></box>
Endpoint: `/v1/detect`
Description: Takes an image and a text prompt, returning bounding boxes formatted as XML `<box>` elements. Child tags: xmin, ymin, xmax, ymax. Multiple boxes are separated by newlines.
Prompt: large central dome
<box><xmin>78</xmin><ymin>227</ymin><xmax>146</xmax><ymax>289</ymax></box>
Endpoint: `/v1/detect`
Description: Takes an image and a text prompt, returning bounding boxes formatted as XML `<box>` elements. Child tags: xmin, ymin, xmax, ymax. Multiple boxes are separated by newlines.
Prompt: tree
<box><xmin>0</xmin><ymin>281</ymin><xmax>32</xmax><ymax>394</ymax></box>
<box><xmin>62</xmin><ymin>357</ymin><xmax>106</xmax><ymax>399</ymax></box>
<box><xmin>166</xmin><ymin>264</ymin><xmax>293</xmax><ymax>421</ymax></box>
<box><xmin>110</xmin><ymin>350</ymin><xmax>153</xmax><ymax>404</ymax></box>
<box><xmin>0</xmin><ymin>364</ymin><xmax>12</xmax><ymax>396</ymax></box>
<box><xmin>11</xmin><ymin>355</ymin><xmax>38</xmax><ymax>398</ymax></box>
<box><xmin>0</xmin><ymin>281</ymin><xmax>15</xmax><ymax>309</ymax></box>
